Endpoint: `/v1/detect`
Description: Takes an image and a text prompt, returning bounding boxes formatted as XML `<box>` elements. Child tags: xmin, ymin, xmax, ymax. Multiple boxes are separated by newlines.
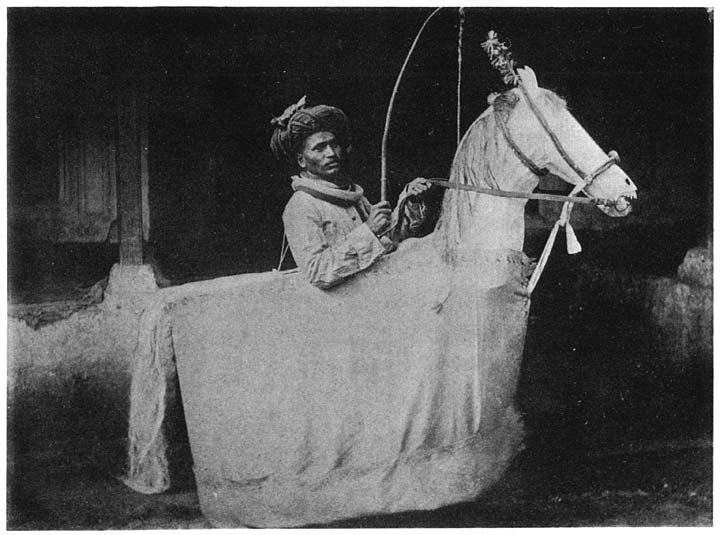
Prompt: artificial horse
<box><xmin>124</xmin><ymin>66</ymin><xmax>637</xmax><ymax>527</ymax></box>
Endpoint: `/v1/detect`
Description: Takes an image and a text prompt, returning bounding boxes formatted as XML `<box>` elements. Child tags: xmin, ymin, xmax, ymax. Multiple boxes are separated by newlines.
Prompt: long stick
<box><xmin>381</xmin><ymin>7</ymin><xmax>443</xmax><ymax>202</ymax></box>
<box><xmin>456</xmin><ymin>7</ymin><xmax>464</xmax><ymax>147</ymax></box>
<box><xmin>426</xmin><ymin>178</ymin><xmax>609</xmax><ymax>205</ymax></box>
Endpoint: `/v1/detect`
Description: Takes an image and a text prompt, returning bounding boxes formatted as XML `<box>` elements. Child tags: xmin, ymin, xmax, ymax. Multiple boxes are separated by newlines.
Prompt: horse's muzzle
<box><xmin>599</xmin><ymin>192</ymin><xmax>636</xmax><ymax>217</ymax></box>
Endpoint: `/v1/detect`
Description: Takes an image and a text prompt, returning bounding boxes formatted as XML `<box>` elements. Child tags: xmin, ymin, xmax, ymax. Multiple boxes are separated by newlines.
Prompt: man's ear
<box><xmin>296</xmin><ymin>153</ymin><xmax>306</xmax><ymax>169</ymax></box>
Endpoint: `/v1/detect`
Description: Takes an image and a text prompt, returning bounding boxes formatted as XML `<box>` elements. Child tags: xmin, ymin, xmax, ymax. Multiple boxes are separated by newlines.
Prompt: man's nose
<box><xmin>324</xmin><ymin>145</ymin><xmax>339</xmax><ymax>158</ymax></box>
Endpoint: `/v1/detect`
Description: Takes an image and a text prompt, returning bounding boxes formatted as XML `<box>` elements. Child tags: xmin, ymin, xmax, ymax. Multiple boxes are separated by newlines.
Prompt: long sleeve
<box><xmin>283</xmin><ymin>192</ymin><xmax>387</xmax><ymax>289</ymax></box>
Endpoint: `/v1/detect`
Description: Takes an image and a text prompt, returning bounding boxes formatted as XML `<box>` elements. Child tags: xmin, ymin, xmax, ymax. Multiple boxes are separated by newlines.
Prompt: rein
<box><xmin>424</xmin><ymin>178</ymin><xmax>617</xmax><ymax>206</ymax></box>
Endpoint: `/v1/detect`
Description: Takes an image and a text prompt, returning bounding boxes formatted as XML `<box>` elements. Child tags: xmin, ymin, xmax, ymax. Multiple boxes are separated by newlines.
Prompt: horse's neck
<box><xmin>438</xmin><ymin>116</ymin><xmax>538</xmax><ymax>253</ymax></box>
<box><xmin>466</xmin><ymin>195</ymin><xmax>528</xmax><ymax>251</ymax></box>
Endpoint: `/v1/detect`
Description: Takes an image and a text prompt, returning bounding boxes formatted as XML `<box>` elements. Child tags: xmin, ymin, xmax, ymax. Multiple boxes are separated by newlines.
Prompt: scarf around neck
<box><xmin>291</xmin><ymin>174</ymin><xmax>367</xmax><ymax>213</ymax></box>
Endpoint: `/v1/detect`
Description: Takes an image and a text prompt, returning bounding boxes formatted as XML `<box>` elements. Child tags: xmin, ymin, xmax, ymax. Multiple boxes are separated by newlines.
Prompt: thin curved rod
<box><xmin>381</xmin><ymin>6</ymin><xmax>443</xmax><ymax>202</ymax></box>
<box><xmin>456</xmin><ymin>7</ymin><xmax>464</xmax><ymax>147</ymax></box>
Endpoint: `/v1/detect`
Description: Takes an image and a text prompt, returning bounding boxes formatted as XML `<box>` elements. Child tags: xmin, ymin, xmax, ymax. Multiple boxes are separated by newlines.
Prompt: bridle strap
<box><xmin>495</xmin><ymin>85</ymin><xmax>621</xmax><ymax>191</ymax></box>
<box><xmin>494</xmin><ymin>107</ymin><xmax>548</xmax><ymax>177</ymax></box>
<box><xmin>518</xmin><ymin>84</ymin><xmax>590</xmax><ymax>181</ymax></box>
<box><xmin>586</xmin><ymin>150</ymin><xmax>620</xmax><ymax>186</ymax></box>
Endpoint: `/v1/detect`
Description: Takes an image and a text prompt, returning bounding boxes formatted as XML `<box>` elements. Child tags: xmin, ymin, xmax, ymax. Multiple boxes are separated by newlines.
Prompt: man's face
<box><xmin>297</xmin><ymin>131</ymin><xmax>343</xmax><ymax>181</ymax></box>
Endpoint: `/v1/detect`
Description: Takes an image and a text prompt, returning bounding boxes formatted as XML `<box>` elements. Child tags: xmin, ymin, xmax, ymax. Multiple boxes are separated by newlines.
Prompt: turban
<box><xmin>270</xmin><ymin>96</ymin><xmax>350</xmax><ymax>163</ymax></box>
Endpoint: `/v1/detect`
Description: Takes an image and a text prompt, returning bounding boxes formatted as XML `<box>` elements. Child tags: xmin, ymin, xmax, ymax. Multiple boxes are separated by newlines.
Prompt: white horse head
<box><xmin>436</xmin><ymin>66</ymin><xmax>637</xmax><ymax>254</ymax></box>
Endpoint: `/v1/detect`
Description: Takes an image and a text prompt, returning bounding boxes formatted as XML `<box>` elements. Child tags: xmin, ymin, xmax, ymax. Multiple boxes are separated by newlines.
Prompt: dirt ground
<box><xmin>7</xmin><ymin>438</ymin><xmax>711</xmax><ymax>529</ymax></box>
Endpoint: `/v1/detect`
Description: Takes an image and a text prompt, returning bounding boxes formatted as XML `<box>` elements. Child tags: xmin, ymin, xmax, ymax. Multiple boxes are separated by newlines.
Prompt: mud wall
<box><xmin>7</xmin><ymin>303</ymin><xmax>141</xmax><ymax>475</ymax></box>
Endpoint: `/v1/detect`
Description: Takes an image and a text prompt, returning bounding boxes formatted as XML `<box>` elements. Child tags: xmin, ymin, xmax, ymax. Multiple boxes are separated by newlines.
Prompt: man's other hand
<box><xmin>367</xmin><ymin>201</ymin><xmax>392</xmax><ymax>236</ymax></box>
<box><xmin>406</xmin><ymin>177</ymin><xmax>432</xmax><ymax>197</ymax></box>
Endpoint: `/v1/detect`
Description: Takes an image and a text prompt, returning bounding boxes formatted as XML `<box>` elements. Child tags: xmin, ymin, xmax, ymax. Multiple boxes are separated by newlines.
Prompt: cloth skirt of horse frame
<box><xmin>125</xmin><ymin>245</ymin><xmax>532</xmax><ymax>527</ymax></box>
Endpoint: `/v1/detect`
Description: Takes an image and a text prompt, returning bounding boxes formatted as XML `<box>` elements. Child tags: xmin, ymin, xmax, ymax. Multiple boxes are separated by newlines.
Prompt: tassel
<box><xmin>565</xmin><ymin>222</ymin><xmax>582</xmax><ymax>254</ymax></box>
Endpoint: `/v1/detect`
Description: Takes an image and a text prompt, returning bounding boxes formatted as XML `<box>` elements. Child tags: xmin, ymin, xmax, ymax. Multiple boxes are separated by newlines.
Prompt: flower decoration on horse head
<box><xmin>271</xmin><ymin>95</ymin><xmax>307</xmax><ymax>128</ymax></box>
<box><xmin>482</xmin><ymin>31</ymin><xmax>520</xmax><ymax>86</ymax></box>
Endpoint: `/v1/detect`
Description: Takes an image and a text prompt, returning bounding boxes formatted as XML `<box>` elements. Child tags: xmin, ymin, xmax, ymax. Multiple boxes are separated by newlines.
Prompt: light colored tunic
<box><xmin>283</xmin><ymin>190</ymin><xmax>389</xmax><ymax>288</ymax></box>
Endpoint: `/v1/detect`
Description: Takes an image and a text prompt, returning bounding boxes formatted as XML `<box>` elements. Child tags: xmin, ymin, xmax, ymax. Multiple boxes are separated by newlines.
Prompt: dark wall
<box><xmin>7</xmin><ymin>7</ymin><xmax>713</xmax><ymax>281</ymax></box>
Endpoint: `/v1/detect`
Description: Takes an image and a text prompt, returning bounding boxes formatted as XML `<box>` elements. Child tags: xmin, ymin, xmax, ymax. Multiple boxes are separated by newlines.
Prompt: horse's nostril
<box><xmin>625</xmin><ymin>178</ymin><xmax>631</xmax><ymax>185</ymax></box>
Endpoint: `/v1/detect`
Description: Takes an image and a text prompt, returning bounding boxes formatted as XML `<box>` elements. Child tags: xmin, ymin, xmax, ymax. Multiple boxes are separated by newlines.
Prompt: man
<box><xmin>271</xmin><ymin>96</ymin><xmax>432</xmax><ymax>289</ymax></box>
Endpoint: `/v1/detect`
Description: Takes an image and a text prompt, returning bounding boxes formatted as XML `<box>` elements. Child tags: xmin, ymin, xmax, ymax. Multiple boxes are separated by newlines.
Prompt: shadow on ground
<box><xmin>7</xmin><ymin>440</ymin><xmax>711</xmax><ymax>529</ymax></box>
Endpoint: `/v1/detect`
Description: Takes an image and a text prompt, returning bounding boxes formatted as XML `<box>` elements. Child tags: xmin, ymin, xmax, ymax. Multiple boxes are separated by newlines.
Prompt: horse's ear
<box><xmin>517</xmin><ymin>66</ymin><xmax>539</xmax><ymax>94</ymax></box>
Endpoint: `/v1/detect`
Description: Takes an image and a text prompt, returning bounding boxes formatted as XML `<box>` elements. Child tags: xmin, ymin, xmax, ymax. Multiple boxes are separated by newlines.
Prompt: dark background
<box><xmin>7</xmin><ymin>7</ymin><xmax>713</xmax><ymax>289</ymax></box>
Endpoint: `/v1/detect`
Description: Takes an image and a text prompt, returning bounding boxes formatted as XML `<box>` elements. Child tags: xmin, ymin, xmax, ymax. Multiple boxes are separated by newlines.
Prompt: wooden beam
<box><xmin>115</xmin><ymin>87</ymin><xmax>144</xmax><ymax>265</ymax></box>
